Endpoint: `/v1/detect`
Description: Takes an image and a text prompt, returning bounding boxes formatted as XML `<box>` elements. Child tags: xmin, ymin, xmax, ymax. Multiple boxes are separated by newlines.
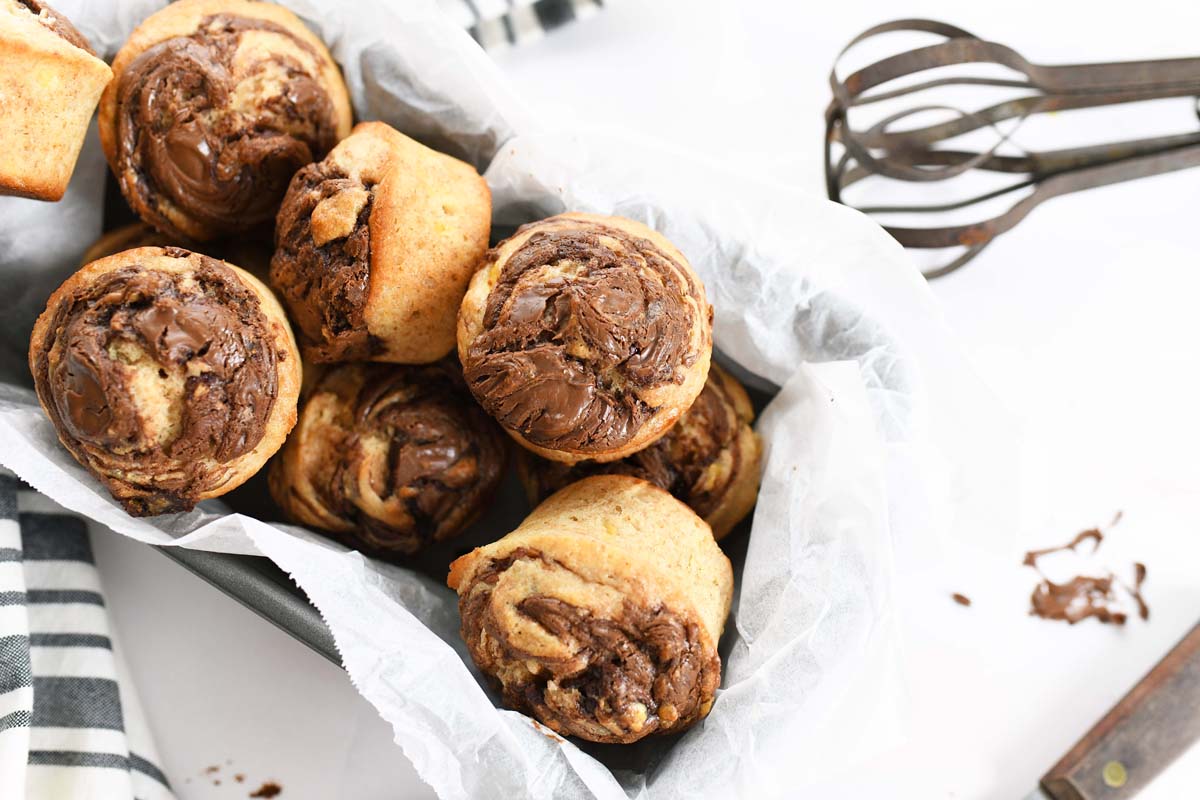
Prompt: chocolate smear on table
<box><xmin>1022</xmin><ymin>528</ymin><xmax>1103</xmax><ymax>568</ymax></box>
<box><xmin>1125</xmin><ymin>562</ymin><xmax>1150</xmax><ymax>622</ymax></box>
<box><xmin>1030</xmin><ymin>575</ymin><xmax>1126</xmax><ymax>625</ymax></box>
<box><xmin>951</xmin><ymin>593</ymin><xmax>971</xmax><ymax>607</ymax></box>
<box><xmin>250</xmin><ymin>782</ymin><xmax>282</xmax><ymax>798</ymax></box>
<box><xmin>1023</xmin><ymin>517</ymin><xmax>1147</xmax><ymax>625</ymax></box>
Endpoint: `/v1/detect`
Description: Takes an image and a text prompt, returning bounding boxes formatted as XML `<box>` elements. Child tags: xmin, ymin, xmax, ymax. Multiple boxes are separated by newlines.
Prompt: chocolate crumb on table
<box><xmin>236</xmin><ymin>773</ymin><xmax>246</xmax><ymax>783</ymax></box>
<box><xmin>951</xmin><ymin>593</ymin><xmax>971</xmax><ymax>607</ymax></box>
<box><xmin>250</xmin><ymin>781</ymin><xmax>283</xmax><ymax>798</ymax></box>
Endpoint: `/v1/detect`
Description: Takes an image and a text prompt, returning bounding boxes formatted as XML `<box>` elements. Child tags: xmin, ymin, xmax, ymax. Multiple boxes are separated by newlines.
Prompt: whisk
<box><xmin>825</xmin><ymin>19</ymin><xmax>1200</xmax><ymax>277</ymax></box>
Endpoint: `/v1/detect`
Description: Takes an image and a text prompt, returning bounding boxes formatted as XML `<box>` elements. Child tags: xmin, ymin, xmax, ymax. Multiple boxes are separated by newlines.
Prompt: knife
<box><xmin>1025</xmin><ymin>622</ymin><xmax>1200</xmax><ymax>800</ymax></box>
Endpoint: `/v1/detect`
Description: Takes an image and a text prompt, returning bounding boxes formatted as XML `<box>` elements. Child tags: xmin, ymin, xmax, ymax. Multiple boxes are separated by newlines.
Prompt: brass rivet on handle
<box><xmin>1102</xmin><ymin>760</ymin><xmax>1128</xmax><ymax>788</ymax></box>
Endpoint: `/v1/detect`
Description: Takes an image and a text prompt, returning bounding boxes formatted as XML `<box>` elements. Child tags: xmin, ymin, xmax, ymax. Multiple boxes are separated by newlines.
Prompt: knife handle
<box><xmin>1040</xmin><ymin>622</ymin><xmax>1200</xmax><ymax>800</ymax></box>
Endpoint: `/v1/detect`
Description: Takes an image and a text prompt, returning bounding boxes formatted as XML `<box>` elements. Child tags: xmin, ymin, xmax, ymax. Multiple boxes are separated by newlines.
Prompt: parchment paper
<box><xmin>0</xmin><ymin>1</ymin><xmax>1002</xmax><ymax>796</ymax></box>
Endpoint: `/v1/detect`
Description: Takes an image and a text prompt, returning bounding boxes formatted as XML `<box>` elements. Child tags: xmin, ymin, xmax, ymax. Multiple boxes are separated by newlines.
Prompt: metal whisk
<box><xmin>825</xmin><ymin>19</ymin><xmax>1200</xmax><ymax>277</ymax></box>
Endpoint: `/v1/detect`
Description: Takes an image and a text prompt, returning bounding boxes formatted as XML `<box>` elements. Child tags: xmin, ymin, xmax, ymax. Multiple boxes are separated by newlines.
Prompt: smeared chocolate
<box><xmin>459</xmin><ymin>548</ymin><xmax>720</xmax><ymax>744</ymax></box>
<box><xmin>1022</xmin><ymin>527</ymin><xmax>1103</xmax><ymax>567</ymax></box>
<box><xmin>112</xmin><ymin>14</ymin><xmax>339</xmax><ymax>240</ymax></box>
<box><xmin>1127</xmin><ymin>562</ymin><xmax>1150</xmax><ymax>621</ymax></box>
<box><xmin>1030</xmin><ymin>575</ymin><xmax>1127</xmax><ymax>625</ymax></box>
<box><xmin>272</xmin><ymin>361</ymin><xmax>505</xmax><ymax>557</ymax></box>
<box><xmin>524</xmin><ymin>367</ymin><xmax>754</xmax><ymax>523</ymax></box>
<box><xmin>462</xmin><ymin>218</ymin><xmax>706</xmax><ymax>453</ymax></box>
<box><xmin>31</xmin><ymin>252</ymin><xmax>280</xmax><ymax>515</ymax></box>
<box><xmin>17</xmin><ymin>0</ymin><xmax>95</xmax><ymax>54</ymax></box>
<box><xmin>1023</xmin><ymin>522</ymin><xmax>1149</xmax><ymax>625</ymax></box>
<box><xmin>951</xmin><ymin>593</ymin><xmax>971</xmax><ymax>607</ymax></box>
<box><xmin>270</xmin><ymin>162</ymin><xmax>377</xmax><ymax>362</ymax></box>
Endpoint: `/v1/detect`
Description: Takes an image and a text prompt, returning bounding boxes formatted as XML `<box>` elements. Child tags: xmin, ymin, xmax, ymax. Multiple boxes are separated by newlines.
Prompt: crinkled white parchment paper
<box><xmin>0</xmin><ymin>1</ymin><xmax>1003</xmax><ymax>797</ymax></box>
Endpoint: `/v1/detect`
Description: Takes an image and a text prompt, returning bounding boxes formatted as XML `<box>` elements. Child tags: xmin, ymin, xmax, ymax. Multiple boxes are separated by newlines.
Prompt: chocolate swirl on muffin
<box><xmin>29</xmin><ymin>247</ymin><xmax>301</xmax><ymax>516</ymax></box>
<box><xmin>269</xmin><ymin>361</ymin><xmax>507</xmax><ymax>558</ymax></box>
<box><xmin>98</xmin><ymin>0</ymin><xmax>353</xmax><ymax>241</ymax></box>
<box><xmin>449</xmin><ymin>476</ymin><xmax>732</xmax><ymax>743</ymax></box>
<box><xmin>271</xmin><ymin>121</ymin><xmax>491</xmax><ymax>364</ymax></box>
<box><xmin>272</xmin><ymin>154</ymin><xmax>377</xmax><ymax>362</ymax></box>
<box><xmin>458</xmin><ymin>213</ymin><xmax>713</xmax><ymax>464</ymax></box>
<box><xmin>519</xmin><ymin>364</ymin><xmax>762</xmax><ymax>538</ymax></box>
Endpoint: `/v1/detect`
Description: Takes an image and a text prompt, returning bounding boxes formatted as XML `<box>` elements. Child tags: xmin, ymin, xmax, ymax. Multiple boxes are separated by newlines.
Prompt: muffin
<box><xmin>0</xmin><ymin>0</ymin><xmax>112</xmax><ymax>200</ymax></box>
<box><xmin>271</xmin><ymin>121</ymin><xmax>492</xmax><ymax>364</ymax></box>
<box><xmin>458</xmin><ymin>213</ymin><xmax>713</xmax><ymax>464</ymax></box>
<box><xmin>269</xmin><ymin>360</ymin><xmax>507</xmax><ymax>559</ymax></box>
<box><xmin>29</xmin><ymin>246</ymin><xmax>301</xmax><ymax>515</ymax></box>
<box><xmin>449</xmin><ymin>475</ymin><xmax>733</xmax><ymax>744</ymax></box>
<box><xmin>98</xmin><ymin>0</ymin><xmax>353</xmax><ymax>240</ymax></box>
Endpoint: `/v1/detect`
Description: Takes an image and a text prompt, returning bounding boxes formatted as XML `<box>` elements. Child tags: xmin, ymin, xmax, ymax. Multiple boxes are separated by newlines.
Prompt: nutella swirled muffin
<box><xmin>270</xmin><ymin>122</ymin><xmax>491</xmax><ymax>364</ymax></box>
<box><xmin>98</xmin><ymin>0</ymin><xmax>353</xmax><ymax>241</ymax></box>
<box><xmin>29</xmin><ymin>247</ymin><xmax>301</xmax><ymax>516</ymax></box>
<box><xmin>457</xmin><ymin>213</ymin><xmax>713</xmax><ymax>464</ymax></box>
<box><xmin>0</xmin><ymin>0</ymin><xmax>112</xmax><ymax>200</ymax></box>
<box><xmin>268</xmin><ymin>361</ymin><xmax>507</xmax><ymax>559</ymax></box>
<box><xmin>449</xmin><ymin>475</ymin><xmax>733</xmax><ymax>744</ymax></box>
<box><xmin>518</xmin><ymin>364</ymin><xmax>761</xmax><ymax>539</ymax></box>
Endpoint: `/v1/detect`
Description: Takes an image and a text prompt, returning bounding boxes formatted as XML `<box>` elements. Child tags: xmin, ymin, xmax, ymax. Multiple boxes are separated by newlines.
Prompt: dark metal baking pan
<box><xmin>154</xmin><ymin>545</ymin><xmax>340</xmax><ymax>664</ymax></box>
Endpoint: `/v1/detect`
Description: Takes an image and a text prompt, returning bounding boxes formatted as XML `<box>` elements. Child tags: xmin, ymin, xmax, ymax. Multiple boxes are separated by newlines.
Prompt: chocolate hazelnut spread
<box><xmin>460</xmin><ymin>548</ymin><xmax>720</xmax><ymax>743</ymax></box>
<box><xmin>113</xmin><ymin>14</ymin><xmax>339</xmax><ymax>240</ymax></box>
<box><xmin>463</xmin><ymin>222</ymin><xmax>702</xmax><ymax>453</ymax></box>
<box><xmin>16</xmin><ymin>0</ymin><xmax>95</xmax><ymax>54</ymax></box>
<box><xmin>31</xmin><ymin>252</ymin><xmax>280</xmax><ymax>515</ymax></box>
<box><xmin>277</xmin><ymin>362</ymin><xmax>506</xmax><ymax>556</ymax></box>
<box><xmin>270</xmin><ymin>162</ymin><xmax>378</xmax><ymax>362</ymax></box>
<box><xmin>1022</xmin><ymin>521</ymin><xmax>1150</xmax><ymax>625</ymax></box>
<box><xmin>526</xmin><ymin>372</ymin><xmax>745</xmax><ymax>518</ymax></box>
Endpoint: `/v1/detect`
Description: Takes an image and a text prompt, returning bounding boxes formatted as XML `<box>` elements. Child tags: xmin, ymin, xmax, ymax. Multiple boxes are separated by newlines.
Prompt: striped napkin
<box><xmin>0</xmin><ymin>476</ymin><xmax>174</xmax><ymax>800</ymax></box>
<box><xmin>439</xmin><ymin>0</ymin><xmax>604</xmax><ymax>52</ymax></box>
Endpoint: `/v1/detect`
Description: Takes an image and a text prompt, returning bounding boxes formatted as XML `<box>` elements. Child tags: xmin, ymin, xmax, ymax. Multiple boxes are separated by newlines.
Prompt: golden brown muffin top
<box><xmin>31</xmin><ymin>248</ymin><xmax>284</xmax><ymax>515</ymax></box>
<box><xmin>462</xmin><ymin>216</ymin><xmax>708</xmax><ymax>454</ymax></box>
<box><xmin>105</xmin><ymin>6</ymin><xmax>348</xmax><ymax>240</ymax></box>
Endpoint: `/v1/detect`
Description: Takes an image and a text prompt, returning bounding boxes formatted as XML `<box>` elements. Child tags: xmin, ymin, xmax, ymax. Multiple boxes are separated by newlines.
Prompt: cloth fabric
<box><xmin>438</xmin><ymin>0</ymin><xmax>604</xmax><ymax>51</ymax></box>
<box><xmin>0</xmin><ymin>475</ymin><xmax>173</xmax><ymax>800</ymax></box>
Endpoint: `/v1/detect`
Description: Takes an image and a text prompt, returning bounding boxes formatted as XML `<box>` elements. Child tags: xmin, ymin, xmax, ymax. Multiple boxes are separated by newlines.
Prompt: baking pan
<box><xmin>154</xmin><ymin>545</ymin><xmax>340</xmax><ymax>664</ymax></box>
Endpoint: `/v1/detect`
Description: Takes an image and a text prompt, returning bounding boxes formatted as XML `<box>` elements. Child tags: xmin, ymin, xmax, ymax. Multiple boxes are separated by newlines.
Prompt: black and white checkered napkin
<box><xmin>439</xmin><ymin>0</ymin><xmax>603</xmax><ymax>52</ymax></box>
<box><xmin>0</xmin><ymin>476</ymin><xmax>173</xmax><ymax>800</ymax></box>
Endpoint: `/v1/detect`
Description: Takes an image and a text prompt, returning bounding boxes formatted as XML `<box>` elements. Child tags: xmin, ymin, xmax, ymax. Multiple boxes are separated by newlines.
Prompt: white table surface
<box><xmin>93</xmin><ymin>1</ymin><xmax>1200</xmax><ymax>798</ymax></box>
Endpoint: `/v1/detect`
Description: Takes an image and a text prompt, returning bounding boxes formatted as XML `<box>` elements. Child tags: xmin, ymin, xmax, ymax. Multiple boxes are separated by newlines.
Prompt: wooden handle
<box><xmin>1040</xmin><ymin>622</ymin><xmax>1200</xmax><ymax>800</ymax></box>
